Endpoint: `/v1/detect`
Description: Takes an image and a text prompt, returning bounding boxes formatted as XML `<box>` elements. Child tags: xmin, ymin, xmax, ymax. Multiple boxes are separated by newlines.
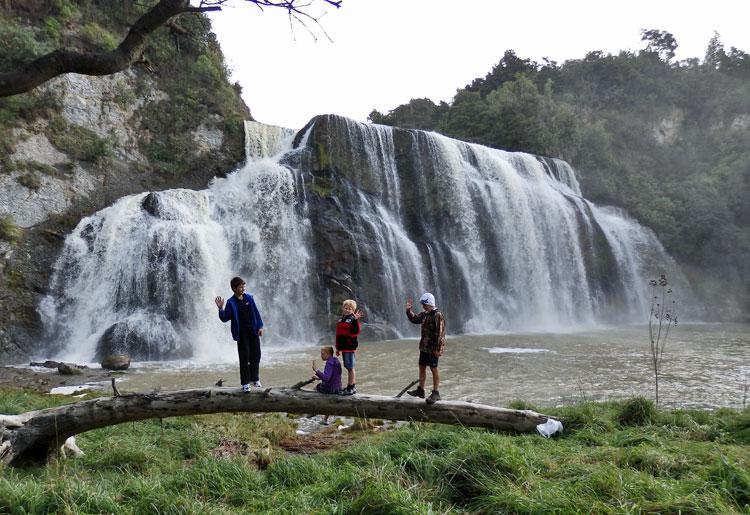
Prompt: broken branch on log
<box><xmin>290</xmin><ymin>378</ymin><xmax>316</xmax><ymax>390</ymax></box>
<box><xmin>395</xmin><ymin>379</ymin><xmax>419</xmax><ymax>398</ymax></box>
<box><xmin>111</xmin><ymin>378</ymin><xmax>121</xmax><ymax>397</ymax></box>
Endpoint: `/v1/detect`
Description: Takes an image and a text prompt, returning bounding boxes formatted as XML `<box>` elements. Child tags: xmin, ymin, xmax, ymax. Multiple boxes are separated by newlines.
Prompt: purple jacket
<box><xmin>315</xmin><ymin>356</ymin><xmax>342</xmax><ymax>393</ymax></box>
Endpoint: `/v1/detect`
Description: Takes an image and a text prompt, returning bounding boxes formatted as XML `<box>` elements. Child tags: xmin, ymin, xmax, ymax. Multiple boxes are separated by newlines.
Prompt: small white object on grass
<box><xmin>61</xmin><ymin>436</ymin><xmax>84</xmax><ymax>457</ymax></box>
<box><xmin>536</xmin><ymin>418</ymin><xmax>563</xmax><ymax>438</ymax></box>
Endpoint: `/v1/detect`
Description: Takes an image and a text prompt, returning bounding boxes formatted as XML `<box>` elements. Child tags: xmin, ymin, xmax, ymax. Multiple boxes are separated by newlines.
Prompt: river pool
<box><xmin>107</xmin><ymin>323</ymin><xmax>750</xmax><ymax>410</ymax></box>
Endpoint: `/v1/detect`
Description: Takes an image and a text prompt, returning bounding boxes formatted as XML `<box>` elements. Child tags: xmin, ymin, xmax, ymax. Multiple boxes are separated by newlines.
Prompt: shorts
<box><xmin>418</xmin><ymin>351</ymin><xmax>439</xmax><ymax>368</ymax></box>
<box><xmin>341</xmin><ymin>351</ymin><xmax>356</xmax><ymax>370</ymax></box>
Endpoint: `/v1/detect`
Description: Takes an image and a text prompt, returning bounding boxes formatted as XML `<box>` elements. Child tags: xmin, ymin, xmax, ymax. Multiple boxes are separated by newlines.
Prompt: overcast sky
<box><xmin>208</xmin><ymin>0</ymin><xmax>749</xmax><ymax>130</ymax></box>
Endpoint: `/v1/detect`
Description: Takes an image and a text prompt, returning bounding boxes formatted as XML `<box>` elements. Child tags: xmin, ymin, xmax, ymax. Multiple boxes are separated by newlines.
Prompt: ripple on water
<box><xmin>482</xmin><ymin>347</ymin><xmax>554</xmax><ymax>354</ymax></box>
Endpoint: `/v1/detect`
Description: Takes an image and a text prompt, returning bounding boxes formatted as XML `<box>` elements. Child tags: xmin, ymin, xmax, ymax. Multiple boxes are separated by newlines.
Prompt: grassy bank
<box><xmin>1</xmin><ymin>391</ymin><xmax>749</xmax><ymax>513</ymax></box>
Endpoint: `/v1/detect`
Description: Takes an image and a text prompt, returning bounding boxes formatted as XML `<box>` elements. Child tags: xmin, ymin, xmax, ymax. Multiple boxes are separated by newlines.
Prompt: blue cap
<box><xmin>419</xmin><ymin>292</ymin><xmax>435</xmax><ymax>306</ymax></box>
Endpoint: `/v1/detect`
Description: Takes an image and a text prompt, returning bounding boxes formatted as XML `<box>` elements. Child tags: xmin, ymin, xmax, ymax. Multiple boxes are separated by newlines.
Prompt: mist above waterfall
<box><xmin>41</xmin><ymin>116</ymin><xmax>688</xmax><ymax>362</ymax></box>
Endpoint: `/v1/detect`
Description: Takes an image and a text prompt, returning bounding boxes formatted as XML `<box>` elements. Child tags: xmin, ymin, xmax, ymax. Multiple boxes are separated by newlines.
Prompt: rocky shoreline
<box><xmin>0</xmin><ymin>363</ymin><xmax>120</xmax><ymax>394</ymax></box>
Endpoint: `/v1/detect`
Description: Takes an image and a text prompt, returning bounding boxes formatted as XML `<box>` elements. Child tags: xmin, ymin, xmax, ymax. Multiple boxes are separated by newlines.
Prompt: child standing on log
<box><xmin>335</xmin><ymin>299</ymin><xmax>363</xmax><ymax>395</ymax></box>
<box><xmin>405</xmin><ymin>292</ymin><xmax>446</xmax><ymax>404</ymax></box>
<box><xmin>312</xmin><ymin>345</ymin><xmax>342</xmax><ymax>424</ymax></box>
<box><xmin>214</xmin><ymin>276</ymin><xmax>264</xmax><ymax>392</ymax></box>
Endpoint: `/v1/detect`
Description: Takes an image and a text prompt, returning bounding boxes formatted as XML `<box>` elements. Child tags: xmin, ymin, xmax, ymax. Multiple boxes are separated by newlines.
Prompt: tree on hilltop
<box><xmin>0</xmin><ymin>0</ymin><xmax>341</xmax><ymax>97</ymax></box>
<box><xmin>640</xmin><ymin>28</ymin><xmax>677</xmax><ymax>63</ymax></box>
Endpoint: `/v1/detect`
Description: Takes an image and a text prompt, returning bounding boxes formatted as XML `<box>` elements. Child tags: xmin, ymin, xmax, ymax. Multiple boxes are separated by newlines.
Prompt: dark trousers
<box><xmin>237</xmin><ymin>331</ymin><xmax>261</xmax><ymax>385</ymax></box>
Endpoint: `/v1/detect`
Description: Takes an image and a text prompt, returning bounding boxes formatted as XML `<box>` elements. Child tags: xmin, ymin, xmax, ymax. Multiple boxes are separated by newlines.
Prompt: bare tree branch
<box><xmin>0</xmin><ymin>0</ymin><xmax>342</xmax><ymax>98</ymax></box>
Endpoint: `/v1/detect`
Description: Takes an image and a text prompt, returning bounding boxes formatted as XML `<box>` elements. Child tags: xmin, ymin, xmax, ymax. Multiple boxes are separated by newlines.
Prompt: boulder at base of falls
<box><xmin>30</xmin><ymin>360</ymin><xmax>60</xmax><ymax>369</ymax></box>
<box><xmin>57</xmin><ymin>363</ymin><xmax>84</xmax><ymax>375</ymax></box>
<box><xmin>100</xmin><ymin>354</ymin><xmax>131</xmax><ymax>371</ymax></box>
<box><xmin>95</xmin><ymin>319</ymin><xmax>187</xmax><ymax>361</ymax></box>
<box><xmin>358</xmin><ymin>322</ymin><xmax>401</xmax><ymax>342</ymax></box>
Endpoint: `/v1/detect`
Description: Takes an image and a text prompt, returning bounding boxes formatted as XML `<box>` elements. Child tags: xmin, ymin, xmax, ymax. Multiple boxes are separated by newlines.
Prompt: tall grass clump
<box><xmin>618</xmin><ymin>396</ymin><xmax>657</xmax><ymax>426</ymax></box>
<box><xmin>708</xmin><ymin>457</ymin><xmax>750</xmax><ymax>508</ymax></box>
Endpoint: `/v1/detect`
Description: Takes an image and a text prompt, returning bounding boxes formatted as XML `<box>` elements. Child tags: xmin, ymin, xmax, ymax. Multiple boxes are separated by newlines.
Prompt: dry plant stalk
<box><xmin>648</xmin><ymin>274</ymin><xmax>678</xmax><ymax>406</ymax></box>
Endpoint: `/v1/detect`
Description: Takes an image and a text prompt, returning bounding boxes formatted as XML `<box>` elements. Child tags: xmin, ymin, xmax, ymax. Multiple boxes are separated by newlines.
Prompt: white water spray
<box><xmin>43</xmin><ymin>122</ymin><xmax>314</xmax><ymax>362</ymax></box>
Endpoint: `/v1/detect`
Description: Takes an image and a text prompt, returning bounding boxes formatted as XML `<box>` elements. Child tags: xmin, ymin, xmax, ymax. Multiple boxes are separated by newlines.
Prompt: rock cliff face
<box><xmin>0</xmin><ymin>5</ymin><xmax>249</xmax><ymax>363</ymax></box>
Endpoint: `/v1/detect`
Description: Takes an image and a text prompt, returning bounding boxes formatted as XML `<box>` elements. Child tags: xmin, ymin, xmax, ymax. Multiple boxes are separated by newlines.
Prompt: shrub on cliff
<box><xmin>0</xmin><ymin>216</ymin><xmax>22</xmax><ymax>243</ymax></box>
<box><xmin>0</xmin><ymin>17</ymin><xmax>53</xmax><ymax>70</ymax></box>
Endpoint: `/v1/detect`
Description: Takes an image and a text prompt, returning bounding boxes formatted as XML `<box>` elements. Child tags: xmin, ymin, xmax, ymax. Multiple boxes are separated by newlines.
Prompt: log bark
<box><xmin>0</xmin><ymin>386</ymin><xmax>555</xmax><ymax>466</ymax></box>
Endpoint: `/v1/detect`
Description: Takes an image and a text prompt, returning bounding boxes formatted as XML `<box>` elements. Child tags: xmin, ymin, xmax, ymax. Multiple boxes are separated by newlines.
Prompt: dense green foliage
<box><xmin>1</xmin><ymin>390</ymin><xmax>750</xmax><ymax>513</ymax></box>
<box><xmin>0</xmin><ymin>0</ymin><xmax>248</xmax><ymax>180</ymax></box>
<box><xmin>132</xmin><ymin>11</ymin><xmax>248</xmax><ymax>178</ymax></box>
<box><xmin>370</xmin><ymin>38</ymin><xmax>750</xmax><ymax>320</ymax></box>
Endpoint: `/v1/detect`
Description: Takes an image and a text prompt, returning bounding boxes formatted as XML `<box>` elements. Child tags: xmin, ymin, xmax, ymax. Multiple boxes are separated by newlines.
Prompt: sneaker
<box><xmin>241</xmin><ymin>384</ymin><xmax>250</xmax><ymax>392</ymax></box>
<box><xmin>252</xmin><ymin>381</ymin><xmax>262</xmax><ymax>388</ymax></box>
<box><xmin>426</xmin><ymin>390</ymin><xmax>441</xmax><ymax>405</ymax></box>
<box><xmin>406</xmin><ymin>386</ymin><xmax>425</xmax><ymax>399</ymax></box>
<box><xmin>348</xmin><ymin>385</ymin><xmax>357</xmax><ymax>395</ymax></box>
<box><xmin>340</xmin><ymin>386</ymin><xmax>354</xmax><ymax>396</ymax></box>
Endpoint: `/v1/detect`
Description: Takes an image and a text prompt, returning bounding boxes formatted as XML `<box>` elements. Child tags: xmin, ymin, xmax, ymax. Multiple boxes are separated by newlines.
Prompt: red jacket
<box><xmin>335</xmin><ymin>314</ymin><xmax>360</xmax><ymax>352</ymax></box>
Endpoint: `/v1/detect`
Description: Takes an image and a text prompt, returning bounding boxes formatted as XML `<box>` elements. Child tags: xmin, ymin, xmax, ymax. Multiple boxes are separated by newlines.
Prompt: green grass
<box><xmin>1</xmin><ymin>392</ymin><xmax>749</xmax><ymax>513</ymax></box>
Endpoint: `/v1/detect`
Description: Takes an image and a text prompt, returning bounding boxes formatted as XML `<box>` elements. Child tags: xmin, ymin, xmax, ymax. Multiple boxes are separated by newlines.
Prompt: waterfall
<box><xmin>297</xmin><ymin>115</ymin><xmax>684</xmax><ymax>335</ymax></box>
<box><xmin>41</xmin><ymin>114</ymin><xmax>685</xmax><ymax>361</ymax></box>
<box><xmin>243</xmin><ymin>120</ymin><xmax>295</xmax><ymax>159</ymax></box>
<box><xmin>42</xmin><ymin>122</ymin><xmax>315</xmax><ymax>362</ymax></box>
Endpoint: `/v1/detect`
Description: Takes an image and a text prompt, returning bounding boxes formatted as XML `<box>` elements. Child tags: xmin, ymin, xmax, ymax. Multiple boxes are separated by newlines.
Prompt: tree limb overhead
<box><xmin>0</xmin><ymin>0</ymin><xmax>342</xmax><ymax>97</ymax></box>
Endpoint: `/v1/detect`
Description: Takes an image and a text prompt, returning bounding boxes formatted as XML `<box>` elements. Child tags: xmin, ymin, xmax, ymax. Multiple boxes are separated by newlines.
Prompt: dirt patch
<box><xmin>278</xmin><ymin>431</ymin><xmax>358</xmax><ymax>455</ymax></box>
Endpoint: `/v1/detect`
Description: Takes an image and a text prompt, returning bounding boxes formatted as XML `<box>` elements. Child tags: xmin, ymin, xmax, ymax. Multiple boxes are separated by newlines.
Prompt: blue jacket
<box><xmin>218</xmin><ymin>293</ymin><xmax>264</xmax><ymax>341</ymax></box>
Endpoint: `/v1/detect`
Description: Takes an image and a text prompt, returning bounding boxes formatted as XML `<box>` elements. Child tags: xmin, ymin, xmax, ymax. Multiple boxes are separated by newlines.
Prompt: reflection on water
<box><xmin>120</xmin><ymin>324</ymin><xmax>750</xmax><ymax>410</ymax></box>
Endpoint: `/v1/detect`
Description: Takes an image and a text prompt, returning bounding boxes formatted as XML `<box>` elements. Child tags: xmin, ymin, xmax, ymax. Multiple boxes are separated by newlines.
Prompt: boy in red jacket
<box><xmin>335</xmin><ymin>299</ymin><xmax>363</xmax><ymax>395</ymax></box>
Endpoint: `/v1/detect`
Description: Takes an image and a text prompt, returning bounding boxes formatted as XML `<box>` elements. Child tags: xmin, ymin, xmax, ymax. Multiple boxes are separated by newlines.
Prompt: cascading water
<box><xmin>41</xmin><ymin>114</ymin><xmax>685</xmax><ymax>361</ymax></box>
<box><xmin>41</xmin><ymin>121</ymin><xmax>315</xmax><ymax>362</ymax></box>
<box><xmin>295</xmin><ymin>115</ymin><xmax>685</xmax><ymax>335</ymax></box>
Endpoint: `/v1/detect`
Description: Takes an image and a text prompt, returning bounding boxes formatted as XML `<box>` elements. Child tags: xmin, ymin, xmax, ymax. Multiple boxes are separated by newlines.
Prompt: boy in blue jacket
<box><xmin>215</xmin><ymin>276</ymin><xmax>264</xmax><ymax>392</ymax></box>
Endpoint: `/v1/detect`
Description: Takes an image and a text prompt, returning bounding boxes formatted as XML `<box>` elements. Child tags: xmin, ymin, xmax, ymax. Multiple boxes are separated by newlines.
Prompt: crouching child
<box><xmin>312</xmin><ymin>346</ymin><xmax>342</xmax><ymax>425</ymax></box>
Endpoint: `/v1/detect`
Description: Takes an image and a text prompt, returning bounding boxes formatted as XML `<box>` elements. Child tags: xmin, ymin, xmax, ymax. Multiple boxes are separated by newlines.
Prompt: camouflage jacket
<box><xmin>406</xmin><ymin>308</ymin><xmax>446</xmax><ymax>355</ymax></box>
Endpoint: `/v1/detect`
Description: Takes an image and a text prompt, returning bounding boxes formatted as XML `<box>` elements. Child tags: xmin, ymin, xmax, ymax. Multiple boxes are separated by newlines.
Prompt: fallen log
<box><xmin>0</xmin><ymin>386</ymin><xmax>556</xmax><ymax>466</ymax></box>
